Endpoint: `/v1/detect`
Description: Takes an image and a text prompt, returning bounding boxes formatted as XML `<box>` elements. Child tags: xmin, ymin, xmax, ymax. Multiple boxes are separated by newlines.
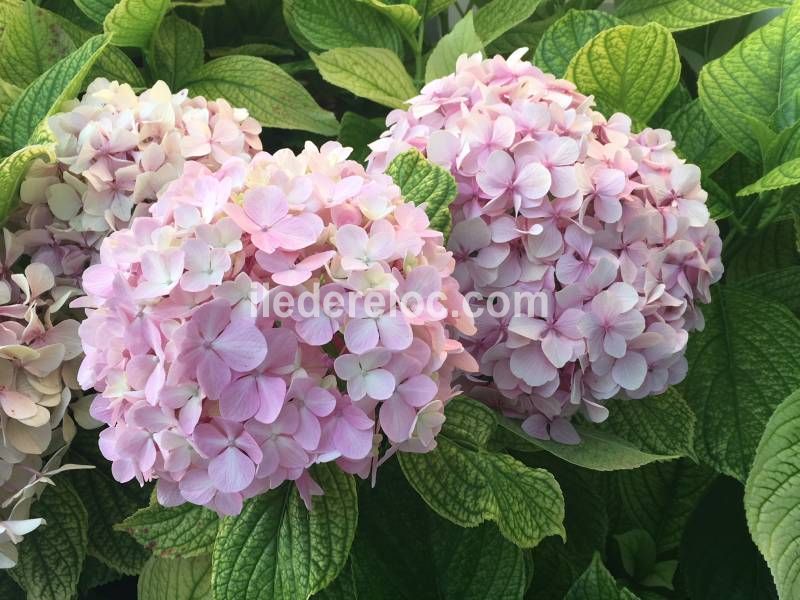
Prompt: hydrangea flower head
<box><xmin>369</xmin><ymin>50</ymin><xmax>723</xmax><ymax>443</ymax></box>
<box><xmin>78</xmin><ymin>141</ymin><xmax>476</xmax><ymax>515</ymax></box>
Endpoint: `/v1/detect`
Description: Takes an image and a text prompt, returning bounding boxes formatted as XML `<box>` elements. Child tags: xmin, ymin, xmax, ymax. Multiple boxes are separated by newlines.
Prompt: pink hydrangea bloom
<box><xmin>368</xmin><ymin>50</ymin><xmax>723</xmax><ymax>444</ymax></box>
<box><xmin>77</xmin><ymin>141</ymin><xmax>476</xmax><ymax>515</ymax></box>
<box><xmin>14</xmin><ymin>78</ymin><xmax>262</xmax><ymax>283</ymax></box>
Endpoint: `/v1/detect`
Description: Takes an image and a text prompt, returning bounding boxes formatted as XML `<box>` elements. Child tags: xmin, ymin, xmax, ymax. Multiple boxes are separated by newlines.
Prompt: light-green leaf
<box><xmin>534</xmin><ymin>9</ymin><xmax>623</xmax><ymax>77</ymax></box>
<box><xmin>153</xmin><ymin>16</ymin><xmax>205</xmax><ymax>89</ymax></box>
<box><xmin>104</xmin><ymin>0</ymin><xmax>170</xmax><ymax>48</ymax></box>
<box><xmin>357</xmin><ymin>0</ymin><xmax>420</xmax><ymax>41</ymax></box>
<box><xmin>118</xmin><ymin>502</ymin><xmax>219</xmax><ymax>559</ymax></box>
<box><xmin>184</xmin><ymin>55</ymin><xmax>339</xmax><ymax>135</ymax></box>
<box><xmin>473</xmin><ymin>0</ymin><xmax>542</xmax><ymax>45</ymax></box>
<box><xmin>75</xmin><ymin>0</ymin><xmax>117</xmax><ymax>24</ymax></box>
<box><xmin>664</xmin><ymin>99</ymin><xmax>735</xmax><ymax>175</ymax></box>
<box><xmin>211</xmin><ymin>464</ymin><xmax>357</xmax><ymax>600</ymax></box>
<box><xmin>616</xmin><ymin>0</ymin><xmax>791</xmax><ymax>32</ymax></box>
<box><xmin>565</xmin><ymin>23</ymin><xmax>680</xmax><ymax>126</ymax></box>
<box><xmin>0</xmin><ymin>34</ymin><xmax>109</xmax><ymax>154</ymax></box>
<box><xmin>10</xmin><ymin>482</ymin><xmax>88</xmax><ymax>600</ymax></box>
<box><xmin>680</xmin><ymin>286</ymin><xmax>800</xmax><ymax>481</ymax></box>
<box><xmin>738</xmin><ymin>157</ymin><xmax>800</xmax><ymax>196</ymax></box>
<box><xmin>745</xmin><ymin>388</ymin><xmax>800</xmax><ymax>599</ymax></box>
<box><xmin>399</xmin><ymin>397</ymin><xmax>566</xmax><ymax>548</ymax></box>
<box><xmin>565</xmin><ymin>553</ymin><xmax>640</xmax><ymax>599</ymax></box>
<box><xmin>425</xmin><ymin>11</ymin><xmax>483</xmax><ymax>83</ymax></box>
<box><xmin>311</xmin><ymin>47</ymin><xmax>417</xmax><ymax>109</ymax></box>
<box><xmin>0</xmin><ymin>79</ymin><xmax>21</xmax><ymax>115</ymax></box>
<box><xmin>698</xmin><ymin>4</ymin><xmax>800</xmax><ymax>161</ymax></box>
<box><xmin>386</xmin><ymin>148</ymin><xmax>457</xmax><ymax>232</ymax></box>
<box><xmin>138</xmin><ymin>555</ymin><xmax>212</xmax><ymax>600</ymax></box>
<box><xmin>0</xmin><ymin>143</ymin><xmax>53</xmax><ymax>220</ymax></box>
<box><xmin>284</xmin><ymin>0</ymin><xmax>403</xmax><ymax>55</ymax></box>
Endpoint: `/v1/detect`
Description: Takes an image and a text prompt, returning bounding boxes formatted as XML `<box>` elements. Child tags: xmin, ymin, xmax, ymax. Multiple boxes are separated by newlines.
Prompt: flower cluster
<box><xmin>15</xmin><ymin>78</ymin><xmax>262</xmax><ymax>283</ymax></box>
<box><xmin>369</xmin><ymin>50</ymin><xmax>723</xmax><ymax>443</ymax></box>
<box><xmin>77</xmin><ymin>141</ymin><xmax>476</xmax><ymax>515</ymax></box>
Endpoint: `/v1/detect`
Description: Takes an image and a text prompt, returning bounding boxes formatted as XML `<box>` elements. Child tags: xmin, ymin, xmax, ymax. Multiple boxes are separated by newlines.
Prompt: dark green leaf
<box><xmin>338</xmin><ymin>111</ymin><xmax>384</xmax><ymax>164</ymax></box>
<box><xmin>564</xmin><ymin>553</ymin><xmax>640</xmax><ymax>599</ymax></box>
<box><xmin>152</xmin><ymin>16</ymin><xmax>205</xmax><ymax>89</ymax></box>
<box><xmin>664</xmin><ymin>99</ymin><xmax>735</xmax><ymax>175</ymax></box>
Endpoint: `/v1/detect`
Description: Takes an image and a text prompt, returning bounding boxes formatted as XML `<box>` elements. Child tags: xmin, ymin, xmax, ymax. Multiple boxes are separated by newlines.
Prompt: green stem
<box><xmin>414</xmin><ymin>0</ymin><xmax>430</xmax><ymax>84</ymax></box>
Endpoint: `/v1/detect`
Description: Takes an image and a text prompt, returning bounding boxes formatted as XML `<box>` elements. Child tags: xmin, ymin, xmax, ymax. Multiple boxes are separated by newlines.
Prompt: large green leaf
<box><xmin>745</xmin><ymin>388</ymin><xmax>800</xmax><ymax>599</ymax></box>
<box><xmin>139</xmin><ymin>555</ymin><xmax>212</xmax><ymax>600</ymax></box>
<box><xmin>738</xmin><ymin>157</ymin><xmax>800</xmax><ymax>195</ymax></box>
<box><xmin>78</xmin><ymin>557</ymin><xmax>123</xmax><ymax>595</ymax></box>
<box><xmin>399</xmin><ymin>397</ymin><xmax>565</xmax><ymax>548</ymax></box>
<box><xmin>725</xmin><ymin>219</ymin><xmax>800</xmax><ymax>282</ymax></box>
<box><xmin>185</xmin><ymin>55</ymin><xmax>339</xmax><ymax>135</ymax></box>
<box><xmin>681</xmin><ymin>477</ymin><xmax>777</xmax><ymax>600</ymax></box>
<box><xmin>10</xmin><ymin>482</ymin><xmax>88</xmax><ymax>600</ymax></box>
<box><xmin>473</xmin><ymin>0</ymin><xmax>542</xmax><ymax>45</ymax></box>
<box><xmin>565</xmin><ymin>23</ymin><xmax>680</xmax><ymax>126</ymax></box>
<box><xmin>698</xmin><ymin>4</ymin><xmax>800</xmax><ymax>161</ymax></box>
<box><xmin>118</xmin><ymin>502</ymin><xmax>219</xmax><ymax>559</ymax></box>
<box><xmin>0</xmin><ymin>143</ymin><xmax>53</xmax><ymax>220</ymax></box>
<box><xmin>0</xmin><ymin>1</ymin><xmax>76</xmax><ymax>88</ymax></box>
<box><xmin>152</xmin><ymin>16</ymin><xmax>204</xmax><ymax>89</ymax></box>
<box><xmin>311</xmin><ymin>47</ymin><xmax>417</xmax><ymax>109</ymax></box>
<box><xmin>103</xmin><ymin>0</ymin><xmax>170</xmax><ymax>49</ymax></box>
<box><xmin>612</xmin><ymin>459</ymin><xmax>715</xmax><ymax>553</ymax></box>
<box><xmin>284</xmin><ymin>0</ymin><xmax>403</xmax><ymax>55</ymax></box>
<box><xmin>664</xmin><ymin>99</ymin><xmax>735</xmax><ymax>175</ymax></box>
<box><xmin>680</xmin><ymin>286</ymin><xmax>800</xmax><ymax>480</ymax></box>
<box><xmin>0</xmin><ymin>34</ymin><xmax>108</xmax><ymax>154</ymax></box>
<box><xmin>67</xmin><ymin>430</ymin><xmax>150</xmax><ymax>575</ymax></box>
<box><xmin>564</xmin><ymin>553</ymin><xmax>640</xmax><ymax>599</ymax></box>
<box><xmin>596</xmin><ymin>388</ymin><xmax>696</xmax><ymax>459</ymax></box>
<box><xmin>489</xmin><ymin>17</ymin><xmax>554</xmax><ymax>56</ymax></box>
<box><xmin>534</xmin><ymin>9</ymin><xmax>622</xmax><ymax>77</ymax></box>
<box><xmin>212</xmin><ymin>464</ymin><xmax>357</xmax><ymax>600</ymax></box>
<box><xmin>425</xmin><ymin>12</ymin><xmax>483</xmax><ymax>83</ymax></box>
<box><xmin>74</xmin><ymin>0</ymin><xmax>117</xmax><ymax>24</ymax></box>
<box><xmin>616</xmin><ymin>0</ymin><xmax>791</xmax><ymax>32</ymax></box>
<box><xmin>386</xmin><ymin>148</ymin><xmax>457</xmax><ymax>232</ymax></box>
<box><xmin>356</xmin><ymin>0</ymin><xmax>420</xmax><ymax>41</ymax></box>
<box><xmin>0</xmin><ymin>79</ymin><xmax>21</xmax><ymax>115</ymax></box>
<box><xmin>733</xmin><ymin>266</ymin><xmax>800</xmax><ymax>315</ymax></box>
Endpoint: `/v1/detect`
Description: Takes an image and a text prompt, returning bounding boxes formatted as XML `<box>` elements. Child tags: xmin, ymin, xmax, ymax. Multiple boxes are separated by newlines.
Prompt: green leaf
<box><xmin>103</xmin><ymin>0</ymin><xmax>170</xmax><ymax>48</ymax></box>
<box><xmin>78</xmin><ymin>557</ymin><xmax>123</xmax><ymax>594</ymax></box>
<box><xmin>738</xmin><ymin>157</ymin><xmax>800</xmax><ymax>195</ymax></box>
<box><xmin>152</xmin><ymin>16</ymin><xmax>204</xmax><ymax>89</ymax></box>
<box><xmin>616</xmin><ymin>0</ymin><xmax>791</xmax><ymax>32</ymax></box>
<box><xmin>208</xmin><ymin>43</ymin><xmax>294</xmax><ymax>59</ymax></box>
<box><xmin>0</xmin><ymin>79</ymin><xmax>21</xmax><ymax>115</ymax></box>
<box><xmin>75</xmin><ymin>0</ymin><xmax>117</xmax><ymax>24</ymax></box>
<box><xmin>473</xmin><ymin>0</ymin><xmax>542</xmax><ymax>45</ymax></box>
<box><xmin>698</xmin><ymin>4</ymin><xmax>800</xmax><ymax>161</ymax></box>
<box><xmin>681</xmin><ymin>477</ymin><xmax>777</xmax><ymax>600</ymax></box>
<box><xmin>338</xmin><ymin>111</ymin><xmax>384</xmax><ymax>164</ymax></box>
<box><xmin>650</xmin><ymin>82</ymin><xmax>691</xmax><ymax>128</ymax></box>
<box><xmin>664</xmin><ymin>99</ymin><xmax>735</xmax><ymax>175</ymax></box>
<box><xmin>596</xmin><ymin>388</ymin><xmax>696</xmax><ymax>459</ymax></box>
<box><xmin>565</xmin><ymin>553</ymin><xmax>640</xmax><ymax>599</ymax></box>
<box><xmin>425</xmin><ymin>11</ymin><xmax>483</xmax><ymax>83</ymax></box>
<box><xmin>501</xmin><ymin>418</ymin><xmax>674</xmax><ymax>471</ymax></box>
<box><xmin>185</xmin><ymin>55</ymin><xmax>339</xmax><ymax>135</ymax></box>
<box><xmin>614</xmin><ymin>530</ymin><xmax>657</xmax><ymax>581</ymax></box>
<box><xmin>357</xmin><ymin>0</ymin><xmax>420</xmax><ymax>41</ymax></box>
<box><xmin>725</xmin><ymin>219</ymin><xmax>800</xmax><ymax>282</ymax></box>
<box><xmin>680</xmin><ymin>286</ymin><xmax>800</xmax><ymax>480</ymax></box>
<box><xmin>0</xmin><ymin>572</ymin><xmax>24</xmax><ymax>600</ymax></box>
<box><xmin>424</xmin><ymin>0</ymin><xmax>456</xmax><ymax>18</ymax></box>
<box><xmin>534</xmin><ymin>9</ymin><xmax>623</xmax><ymax>77</ymax></box>
<box><xmin>0</xmin><ymin>143</ymin><xmax>53</xmax><ymax>220</ymax></box>
<box><xmin>311</xmin><ymin>47</ymin><xmax>417</xmax><ymax>109</ymax></box>
<box><xmin>118</xmin><ymin>502</ymin><xmax>219</xmax><ymax>559</ymax></box>
<box><xmin>565</xmin><ymin>23</ymin><xmax>680</xmax><ymax>126</ymax></box>
<box><xmin>399</xmin><ymin>397</ymin><xmax>565</xmax><ymax>548</ymax></box>
<box><xmin>746</xmin><ymin>388</ymin><xmax>800</xmax><ymax>597</ymax></box>
<box><xmin>488</xmin><ymin>17</ymin><xmax>554</xmax><ymax>56</ymax></box>
<box><xmin>67</xmin><ymin>429</ymin><xmax>150</xmax><ymax>575</ymax></box>
<box><xmin>386</xmin><ymin>148</ymin><xmax>457</xmax><ymax>231</ymax></box>
<box><xmin>284</xmin><ymin>0</ymin><xmax>403</xmax><ymax>55</ymax></box>
<box><xmin>212</xmin><ymin>463</ymin><xmax>357</xmax><ymax>600</ymax></box>
<box><xmin>139</xmin><ymin>555</ymin><xmax>212</xmax><ymax>600</ymax></box>
<box><xmin>732</xmin><ymin>265</ymin><xmax>800</xmax><ymax>315</ymax></box>
<box><xmin>10</xmin><ymin>481</ymin><xmax>88</xmax><ymax>600</ymax></box>
<box><xmin>0</xmin><ymin>34</ymin><xmax>109</xmax><ymax>154</ymax></box>
<box><xmin>0</xmin><ymin>1</ymin><xmax>76</xmax><ymax>88</ymax></box>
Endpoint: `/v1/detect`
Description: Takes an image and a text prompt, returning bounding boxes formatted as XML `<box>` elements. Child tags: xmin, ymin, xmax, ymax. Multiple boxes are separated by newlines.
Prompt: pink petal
<box><xmin>213</xmin><ymin>320</ymin><xmax>267</xmax><ymax>371</ymax></box>
<box><xmin>209</xmin><ymin>447</ymin><xmax>255</xmax><ymax>493</ymax></box>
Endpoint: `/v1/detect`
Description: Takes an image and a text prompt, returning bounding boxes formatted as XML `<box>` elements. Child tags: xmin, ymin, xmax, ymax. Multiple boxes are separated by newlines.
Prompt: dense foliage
<box><xmin>0</xmin><ymin>1</ymin><xmax>799</xmax><ymax>599</ymax></box>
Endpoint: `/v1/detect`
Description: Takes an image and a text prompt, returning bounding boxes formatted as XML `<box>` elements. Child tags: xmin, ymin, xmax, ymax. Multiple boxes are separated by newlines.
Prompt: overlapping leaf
<box><xmin>616</xmin><ymin>0</ymin><xmax>791</xmax><ymax>32</ymax></box>
<box><xmin>118</xmin><ymin>502</ymin><xmax>219</xmax><ymax>559</ymax></box>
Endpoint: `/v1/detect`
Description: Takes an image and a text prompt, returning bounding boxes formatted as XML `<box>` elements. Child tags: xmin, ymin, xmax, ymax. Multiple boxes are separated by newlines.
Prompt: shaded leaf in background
<box><xmin>425</xmin><ymin>12</ymin><xmax>483</xmax><ymax>83</ymax></box>
<box><xmin>680</xmin><ymin>286</ymin><xmax>800</xmax><ymax>480</ymax></box>
<box><xmin>664</xmin><ymin>99</ymin><xmax>736</xmax><ymax>175</ymax></box>
<box><xmin>724</xmin><ymin>219</ymin><xmax>800</xmax><ymax>281</ymax></box>
<box><xmin>79</xmin><ymin>556</ymin><xmax>124</xmax><ymax>595</ymax></box>
<box><xmin>356</xmin><ymin>0</ymin><xmax>420</xmax><ymax>42</ymax></box>
<box><xmin>211</xmin><ymin>464</ymin><xmax>357</xmax><ymax>600</ymax></box>
<box><xmin>138</xmin><ymin>555</ymin><xmax>211</xmax><ymax>600</ymax></box>
<box><xmin>732</xmin><ymin>265</ymin><xmax>800</xmax><ymax>315</ymax></box>
<box><xmin>337</xmin><ymin>111</ymin><xmax>384</xmax><ymax>164</ymax></box>
<box><xmin>616</xmin><ymin>0</ymin><xmax>791</xmax><ymax>32</ymax></box>
<box><xmin>103</xmin><ymin>0</ymin><xmax>170</xmax><ymax>49</ymax></box>
<box><xmin>681</xmin><ymin>477</ymin><xmax>777</xmax><ymax>600</ymax></box>
<box><xmin>564</xmin><ymin>553</ymin><xmax>639</xmax><ymax>599</ymax></box>
<box><xmin>311</xmin><ymin>47</ymin><xmax>417</xmax><ymax>109</ymax></box>
<box><xmin>745</xmin><ymin>388</ymin><xmax>800</xmax><ymax>599</ymax></box>
<box><xmin>488</xmin><ymin>17</ymin><xmax>554</xmax><ymax>56</ymax></box>
<box><xmin>399</xmin><ymin>397</ymin><xmax>566</xmax><ymax>548</ymax></box>
<box><xmin>566</xmin><ymin>23</ymin><xmax>680</xmax><ymax>126</ymax></box>
<box><xmin>649</xmin><ymin>82</ymin><xmax>691</xmax><ymax>128</ymax></box>
<box><xmin>185</xmin><ymin>55</ymin><xmax>339</xmax><ymax>135</ymax></box>
<box><xmin>473</xmin><ymin>0</ymin><xmax>542</xmax><ymax>45</ymax></box>
<box><xmin>74</xmin><ymin>0</ymin><xmax>117</xmax><ymax>24</ymax></box>
<box><xmin>152</xmin><ymin>16</ymin><xmax>205</xmax><ymax>89</ymax></box>
<box><xmin>118</xmin><ymin>502</ymin><xmax>219</xmax><ymax>559</ymax></box>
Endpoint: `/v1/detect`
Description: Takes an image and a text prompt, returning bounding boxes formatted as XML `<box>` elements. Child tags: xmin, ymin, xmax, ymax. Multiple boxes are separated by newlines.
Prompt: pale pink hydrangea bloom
<box><xmin>368</xmin><ymin>50</ymin><xmax>723</xmax><ymax>444</ymax></box>
<box><xmin>14</xmin><ymin>78</ymin><xmax>262</xmax><ymax>283</ymax></box>
<box><xmin>77</xmin><ymin>142</ymin><xmax>477</xmax><ymax>515</ymax></box>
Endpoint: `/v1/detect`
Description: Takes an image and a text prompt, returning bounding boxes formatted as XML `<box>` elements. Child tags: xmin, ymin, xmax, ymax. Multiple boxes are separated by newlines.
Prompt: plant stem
<box><xmin>414</xmin><ymin>0</ymin><xmax>430</xmax><ymax>84</ymax></box>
